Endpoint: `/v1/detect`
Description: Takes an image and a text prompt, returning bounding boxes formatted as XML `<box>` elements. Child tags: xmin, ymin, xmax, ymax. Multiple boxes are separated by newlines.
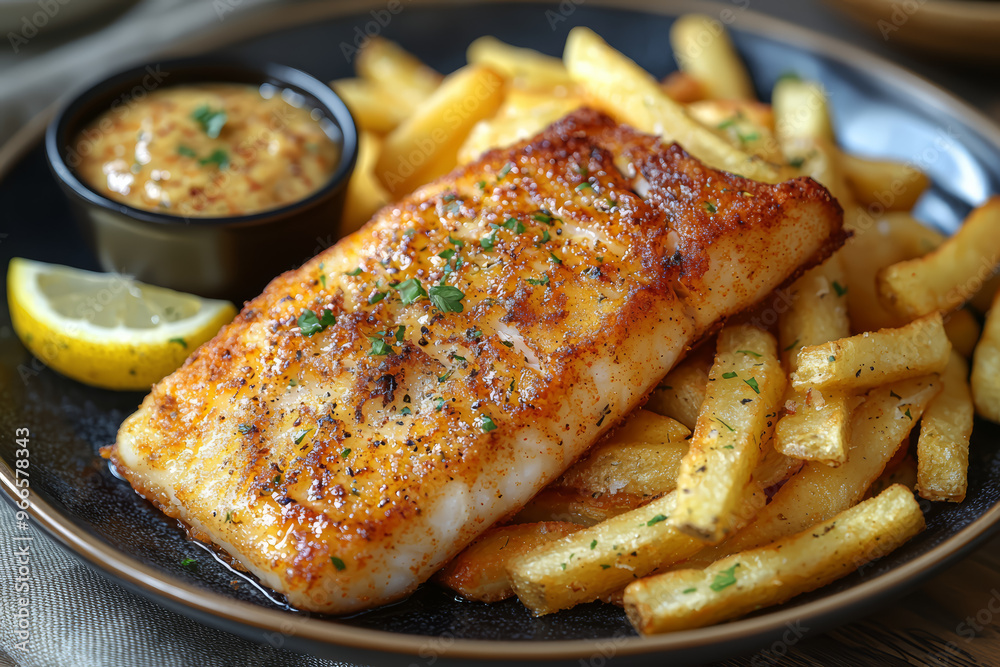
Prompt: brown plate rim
<box><xmin>3</xmin><ymin>0</ymin><xmax>1000</xmax><ymax>660</ymax></box>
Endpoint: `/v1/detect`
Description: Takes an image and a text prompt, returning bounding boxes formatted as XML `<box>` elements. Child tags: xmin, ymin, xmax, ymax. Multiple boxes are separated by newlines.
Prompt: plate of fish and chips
<box><xmin>3</xmin><ymin>1</ymin><xmax>1000</xmax><ymax>665</ymax></box>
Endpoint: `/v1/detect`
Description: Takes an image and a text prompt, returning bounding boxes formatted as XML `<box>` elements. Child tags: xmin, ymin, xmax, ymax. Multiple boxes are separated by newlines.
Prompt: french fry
<box><xmin>554</xmin><ymin>410</ymin><xmax>690</xmax><ymax>498</ymax></box>
<box><xmin>916</xmin><ymin>352</ymin><xmax>973</xmax><ymax>502</ymax></box>
<box><xmin>878</xmin><ymin>198</ymin><xmax>1000</xmax><ymax>320</ymax></box>
<box><xmin>775</xmin><ymin>257</ymin><xmax>853</xmax><ymax>465</ymax></box>
<box><xmin>686</xmin><ymin>100</ymin><xmax>783</xmax><ymax>164</ymax></box>
<box><xmin>645</xmin><ymin>343</ymin><xmax>714</xmax><ymax>430</ymax></box>
<box><xmin>435</xmin><ymin>522</ymin><xmax>580</xmax><ymax>602</ymax></box>
<box><xmin>374</xmin><ymin>64</ymin><xmax>505</xmax><ymax>198</ymax></box>
<box><xmin>330</xmin><ymin>78</ymin><xmax>409</xmax><ymax>133</ymax></box>
<box><xmin>971</xmin><ymin>273</ymin><xmax>1000</xmax><ymax>315</ymax></box>
<box><xmin>945</xmin><ymin>308</ymin><xmax>982</xmax><ymax>360</ymax></box>
<box><xmin>660</xmin><ymin>71</ymin><xmax>706</xmax><ymax>104</ymax></box>
<box><xmin>466</xmin><ymin>36</ymin><xmax>576</xmax><ymax>90</ymax></box>
<box><xmin>563</xmin><ymin>27</ymin><xmax>784</xmax><ymax>183</ymax></box>
<box><xmin>624</xmin><ymin>484</ymin><xmax>924</xmax><ymax>634</ymax></box>
<box><xmin>839</xmin><ymin>151</ymin><xmax>930</xmax><ymax>213</ymax></box>
<box><xmin>669</xmin><ymin>14</ymin><xmax>756</xmax><ymax>101</ymax></box>
<box><xmin>971</xmin><ymin>287</ymin><xmax>1000</xmax><ymax>423</ymax></box>
<box><xmin>356</xmin><ymin>36</ymin><xmax>442</xmax><ymax>110</ymax></box>
<box><xmin>791</xmin><ymin>312</ymin><xmax>951</xmax><ymax>393</ymax></box>
<box><xmin>508</xmin><ymin>483</ymin><xmax>765</xmax><ymax>615</ymax></box>
<box><xmin>686</xmin><ymin>376</ymin><xmax>939</xmax><ymax>566</ymax></box>
<box><xmin>752</xmin><ymin>434</ymin><xmax>804</xmax><ymax>489</ymax></box>
<box><xmin>512</xmin><ymin>487</ymin><xmax>641</xmax><ymax>526</ymax></box>
<box><xmin>340</xmin><ymin>131</ymin><xmax>389</xmax><ymax>236</ymax></box>
<box><xmin>878</xmin><ymin>212</ymin><xmax>945</xmax><ymax>257</ymax></box>
<box><xmin>673</xmin><ymin>326</ymin><xmax>786</xmax><ymax>543</ymax></box>
<box><xmin>457</xmin><ymin>89</ymin><xmax>584</xmax><ymax>164</ymax></box>
<box><xmin>867</xmin><ymin>450</ymin><xmax>918</xmax><ymax>498</ymax></box>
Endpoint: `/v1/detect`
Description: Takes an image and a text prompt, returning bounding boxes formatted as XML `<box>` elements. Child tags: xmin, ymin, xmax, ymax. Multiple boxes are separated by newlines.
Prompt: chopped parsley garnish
<box><xmin>438</xmin><ymin>248</ymin><xmax>456</xmax><ymax>260</ymax></box>
<box><xmin>395</xmin><ymin>325</ymin><xmax>405</xmax><ymax>342</ymax></box>
<box><xmin>590</xmin><ymin>540</ymin><xmax>598</xmax><ymax>549</ymax></box>
<box><xmin>191</xmin><ymin>105</ymin><xmax>227</xmax><ymax>138</ymax></box>
<box><xmin>341</xmin><ymin>448</ymin><xmax>351</xmax><ymax>458</ymax></box>
<box><xmin>368</xmin><ymin>336</ymin><xmax>392</xmax><ymax>356</ymax></box>
<box><xmin>319</xmin><ymin>274</ymin><xmax>327</xmax><ymax>288</ymax></box>
<box><xmin>503</xmin><ymin>217</ymin><xmax>525</xmax><ymax>233</ymax></box>
<box><xmin>428</xmin><ymin>284</ymin><xmax>465</xmax><ymax>313</ymax></box>
<box><xmin>177</xmin><ymin>144</ymin><xmax>197</xmax><ymax>158</ymax></box>
<box><xmin>476</xmin><ymin>180</ymin><xmax>486</xmax><ymax>190</ymax></box>
<box><xmin>575</xmin><ymin>182</ymin><xmax>593</xmax><ymax>191</ymax></box>
<box><xmin>722</xmin><ymin>371</ymin><xmax>737</xmax><ymax>379</ymax></box>
<box><xmin>717</xmin><ymin>118</ymin><xmax>737</xmax><ymax>130</ymax></box>
<box><xmin>438</xmin><ymin>369</ymin><xmax>454</xmax><ymax>383</ymax></box>
<box><xmin>180</xmin><ymin>557</ymin><xmax>198</xmax><ymax>570</ymax></box>
<box><xmin>737</xmin><ymin>350</ymin><xmax>762</xmax><ymax>358</ymax></box>
<box><xmin>828</xmin><ymin>355</ymin><xmax>837</xmax><ymax>363</ymax></box>
<box><xmin>480</xmin><ymin>229</ymin><xmax>498</xmax><ymax>250</ymax></box>
<box><xmin>453</xmin><ymin>354</ymin><xmax>467</xmax><ymax>362</ymax></box>
<box><xmin>298</xmin><ymin>308</ymin><xmax>335</xmax><ymax>336</ymax></box>
<box><xmin>395</xmin><ymin>278</ymin><xmax>427</xmax><ymax>305</ymax></box>
<box><xmin>539</xmin><ymin>229</ymin><xmax>551</xmax><ymax>243</ymax></box>
<box><xmin>683</xmin><ymin>587</ymin><xmax>697</xmax><ymax>594</ymax></box>
<box><xmin>904</xmin><ymin>408</ymin><xmax>913</xmax><ymax>420</ymax></box>
<box><xmin>744</xmin><ymin>377</ymin><xmax>760</xmax><ymax>394</ymax></box>
<box><xmin>237</xmin><ymin>423</ymin><xmax>253</xmax><ymax>435</ymax></box>
<box><xmin>330</xmin><ymin>556</ymin><xmax>346</xmax><ymax>571</ymax></box>
<box><xmin>401</xmin><ymin>406</ymin><xmax>412</xmax><ymax>416</ymax></box>
<box><xmin>479</xmin><ymin>414</ymin><xmax>498</xmax><ymax>432</ymax></box>
<box><xmin>703</xmin><ymin>201</ymin><xmax>717</xmax><ymax>214</ymax></box>
<box><xmin>497</xmin><ymin>162</ymin><xmax>514</xmax><ymax>180</ymax></box>
<box><xmin>500</xmin><ymin>340</ymin><xmax>514</xmax><ymax>348</ymax></box>
<box><xmin>532</xmin><ymin>211</ymin><xmax>555</xmax><ymax>224</ymax></box>
<box><xmin>784</xmin><ymin>338</ymin><xmax>800</xmax><ymax>352</ymax></box>
<box><xmin>293</xmin><ymin>429</ymin><xmax>311</xmax><ymax>444</ymax></box>
<box><xmin>345</xmin><ymin>267</ymin><xmax>364</xmax><ymax>276</ymax></box>
<box><xmin>646</xmin><ymin>514</ymin><xmax>668</xmax><ymax>526</ymax></box>
<box><xmin>832</xmin><ymin>280</ymin><xmax>848</xmax><ymax>297</ymax></box>
<box><xmin>198</xmin><ymin>149</ymin><xmax>230</xmax><ymax>170</ymax></box>
<box><xmin>715</xmin><ymin>417</ymin><xmax>736</xmax><ymax>432</ymax></box>
<box><xmin>600</xmin><ymin>564</ymin><xmax>611</xmax><ymax>570</ymax></box>
<box><xmin>526</xmin><ymin>275</ymin><xmax>550</xmax><ymax>286</ymax></box>
<box><xmin>789</xmin><ymin>156</ymin><xmax>805</xmax><ymax>169</ymax></box>
<box><xmin>369</xmin><ymin>290</ymin><xmax>387</xmax><ymax>305</ymax></box>
<box><xmin>168</xmin><ymin>337</ymin><xmax>187</xmax><ymax>348</ymax></box>
<box><xmin>448</xmin><ymin>235</ymin><xmax>465</xmax><ymax>248</ymax></box>
<box><xmin>548</xmin><ymin>252</ymin><xmax>562</xmax><ymax>265</ymax></box>
<box><xmin>710</xmin><ymin>563</ymin><xmax>740</xmax><ymax>591</ymax></box>
<box><xmin>434</xmin><ymin>396</ymin><xmax>446</xmax><ymax>411</ymax></box>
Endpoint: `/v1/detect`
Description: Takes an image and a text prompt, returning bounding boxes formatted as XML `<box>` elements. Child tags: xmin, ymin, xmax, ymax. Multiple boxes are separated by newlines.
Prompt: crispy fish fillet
<box><xmin>111</xmin><ymin>109</ymin><xmax>843</xmax><ymax>614</ymax></box>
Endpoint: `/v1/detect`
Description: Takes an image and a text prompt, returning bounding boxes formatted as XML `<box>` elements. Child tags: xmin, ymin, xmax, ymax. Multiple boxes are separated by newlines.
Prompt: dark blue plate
<box><xmin>2</xmin><ymin>1</ymin><xmax>1000</xmax><ymax>665</ymax></box>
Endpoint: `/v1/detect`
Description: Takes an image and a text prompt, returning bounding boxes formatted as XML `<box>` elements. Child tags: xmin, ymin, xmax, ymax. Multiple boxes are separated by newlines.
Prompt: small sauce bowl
<box><xmin>46</xmin><ymin>57</ymin><xmax>358</xmax><ymax>303</ymax></box>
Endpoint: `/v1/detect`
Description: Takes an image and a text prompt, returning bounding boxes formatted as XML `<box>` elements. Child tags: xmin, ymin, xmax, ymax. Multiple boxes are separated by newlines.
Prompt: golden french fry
<box><xmin>330</xmin><ymin>78</ymin><xmax>409</xmax><ymax>134</ymax></box>
<box><xmin>775</xmin><ymin>257</ymin><xmax>853</xmax><ymax>465</ymax></box>
<box><xmin>508</xmin><ymin>483</ymin><xmax>765</xmax><ymax>615</ymax></box>
<box><xmin>374</xmin><ymin>64</ymin><xmax>505</xmax><ymax>198</ymax></box>
<box><xmin>867</xmin><ymin>451</ymin><xmax>918</xmax><ymax>498</ymax></box>
<box><xmin>512</xmin><ymin>487</ymin><xmax>641</xmax><ymax>527</ymax></box>
<box><xmin>839</xmin><ymin>151</ymin><xmax>930</xmax><ymax>213</ymax></box>
<box><xmin>645</xmin><ymin>343</ymin><xmax>714</xmax><ymax>430</ymax></box>
<box><xmin>457</xmin><ymin>89</ymin><xmax>584</xmax><ymax>164</ymax></box>
<box><xmin>752</xmin><ymin>434</ymin><xmax>804</xmax><ymax>489</ymax></box>
<box><xmin>466</xmin><ymin>36</ymin><xmax>575</xmax><ymax>90</ymax></box>
<box><xmin>435</xmin><ymin>522</ymin><xmax>580</xmax><ymax>602</ymax></box>
<box><xmin>972</xmin><ymin>287</ymin><xmax>1000</xmax><ymax>423</ymax></box>
<box><xmin>878</xmin><ymin>198</ymin><xmax>1000</xmax><ymax>320</ymax></box>
<box><xmin>340</xmin><ymin>131</ymin><xmax>389</xmax><ymax>236</ymax></box>
<box><xmin>554</xmin><ymin>410</ymin><xmax>690</xmax><ymax>498</ymax></box>
<box><xmin>624</xmin><ymin>484</ymin><xmax>924</xmax><ymax>634</ymax></box>
<box><xmin>687</xmin><ymin>100</ymin><xmax>783</xmax><ymax>164</ymax></box>
<box><xmin>916</xmin><ymin>352</ymin><xmax>973</xmax><ymax>502</ymax></box>
<box><xmin>944</xmin><ymin>308</ymin><xmax>982</xmax><ymax>360</ymax></box>
<box><xmin>564</xmin><ymin>27</ymin><xmax>784</xmax><ymax>183</ymax></box>
<box><xmin>356</xmin><ymin>36</ymin><xmax>442</xmax><ymax>110</ymax></box>
<box><xmin>660</xmin><ymin>71</ymin><xmax>706</xmax><ymax>103</ymax></box>
<box><xmin>673</xmin><ymin>326</ymin><xmax>786</xmax><ymax>543</ymax></box>
<box><xmin>971</xmin><ymin>273</ymin><xmax>1000</xmax><ymax>315</ymax></box>
<box><xmin>669</xmin><ymin>14</ymin><xmax>755</xmax><ymax>101</ymax></box>
<box><xmin>687</xmin><ymin>376</ymin><xmax>939</xmax><ymax>565</ymax></box>
<box><xmin>792</xmin><ymin>312</ymin><xmax>951</xmax><ymax>393</ymax></box>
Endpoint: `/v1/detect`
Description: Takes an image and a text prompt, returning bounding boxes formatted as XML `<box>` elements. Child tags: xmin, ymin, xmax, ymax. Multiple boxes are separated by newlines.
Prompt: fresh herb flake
<box><xmin>646</xmin><ymin>514</ymin><xmax>668</xmax><ymax>526</ymax></box>
<box><xmin>722</xmin><ymin>371</ymin><xmax>737</xmax><ymax>379</ymax></box>
<box><xmin>368</xmin><ymin>336</ymin><xmax>392</xmax><ymax>356</ymax></box>
<box><xmin>198</xmin><ymin>149</ymin><xmax>230</xmax><ymax>170</ymax></box>
<box><xmin>177</xmin><ymin>144</ymin><xmax>197</xmax><ymax>158</ymax></box>
<box><xmin>395</xmin><ymin>278</ymin><xmax>427</xmax><ymax>305</ymax></box>
<box><xmin>330</xmin><ymin>556</ymin><xmax>346</xmax><ymax>571</ymax></box>
<box><xmin>428</xmin><ymin>284</ymin><xmax>465</xmax><ymax>313</ymax></box>
<box><xmin>832</xmin><ymin>280</ymin><xmax>848</xmax><ymax>297</ymax></box>
<box><xmin>191</xmin><ymin>105</ymin><xmax>228</xmax><ymax>138</ymax></box>
<box><xmin>737</xmin><ymin>350</ymin><xmax>762</xmax><ymax>358</ymax></box>
<box><xmin>479</xmin><ymin>414</ymin><xmax>498</xmax><ymax>432</ymax></box>
<box><xmin>502</xmin><ymin>217</ymin><xmax>525</xmax><ymax>233</ymax></box>
<box><xmin>293</xmin><ymin>429</ymin><xmax>311</xmax><ymax>445</ymax></box>
<box><xmin>710</xmin><ymin>563</ymin><xmax>740</xmax><ymax>591</ymax></box>
<box><xmin>744</xmin><ymin>377</ymin><xmax>760</xmax><ymax>394</ymax></box>
<box><xmin>168</xmin><ymin>337</ymin><xmax>187</xmax><ymax>348</ymax></box>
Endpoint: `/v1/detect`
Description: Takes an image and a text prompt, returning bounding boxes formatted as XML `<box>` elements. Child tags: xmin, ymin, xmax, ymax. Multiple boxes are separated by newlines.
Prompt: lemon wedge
<box><xmin>7</xmin><ymin>258</ymin><xmax>237</xmax><ymax>391</ymax></box>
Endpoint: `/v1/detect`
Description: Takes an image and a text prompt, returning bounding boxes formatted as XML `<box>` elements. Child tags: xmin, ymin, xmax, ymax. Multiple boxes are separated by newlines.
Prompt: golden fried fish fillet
<box><xmin>110</xmin><ymin>109</ymin><xmax>844</xmax><ymax>613</ymax></box>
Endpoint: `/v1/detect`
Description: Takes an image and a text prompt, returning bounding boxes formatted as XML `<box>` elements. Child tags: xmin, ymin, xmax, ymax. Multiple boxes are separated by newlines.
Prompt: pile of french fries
<box><xmin>331</xmin><ymin>15</ymin><xmax>1000</xmax><ymax>635</ymax></box>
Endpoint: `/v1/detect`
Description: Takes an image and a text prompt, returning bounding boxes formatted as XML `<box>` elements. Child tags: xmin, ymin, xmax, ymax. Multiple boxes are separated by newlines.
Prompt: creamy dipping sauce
<box><xmin>74</xmin><ymin>83</ymin><xmax>341</xmax><ymax>217</ymax></box>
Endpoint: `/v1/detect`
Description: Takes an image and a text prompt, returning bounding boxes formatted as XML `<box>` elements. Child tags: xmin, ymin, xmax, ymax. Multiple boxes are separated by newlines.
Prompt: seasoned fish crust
<box><xmin>111</xmin><ymin>109</ymin><xmax>844</xmax><ymax>613</ymax></box>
